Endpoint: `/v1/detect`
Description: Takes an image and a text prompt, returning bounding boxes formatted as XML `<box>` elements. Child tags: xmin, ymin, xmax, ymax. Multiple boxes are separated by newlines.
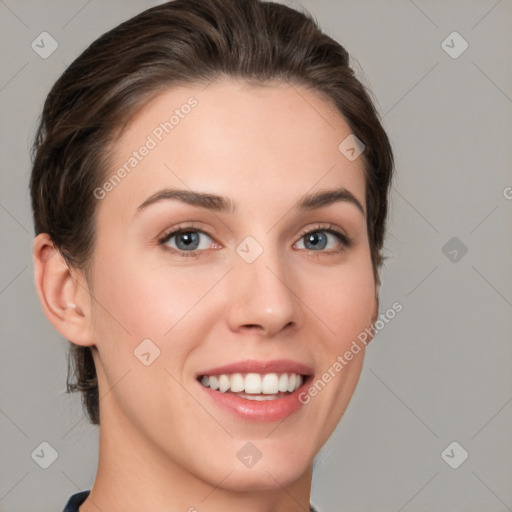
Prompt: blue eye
<box><xmin>158</xmin><ymin>224</ymin><xmax>351</xmax><ymax>258</ymax></box>
<box><xmin>160</xmin><ymin>229</ymin><xmax>214</xmax><ymax>253</ymax></box>
<box><xmin>296</xmin><ymin>229</ymin><xmax>349</xmax><ymax>251</ymax></box>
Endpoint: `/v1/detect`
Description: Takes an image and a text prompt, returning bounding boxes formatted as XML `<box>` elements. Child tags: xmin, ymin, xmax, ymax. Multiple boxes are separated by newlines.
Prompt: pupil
<box><xmin>177</xmin><ymin>231</ymin><xmax>199</xmax><ymax>250</ymax></box>
<box><xmin>306</xmin><ymin>232</ymin><xmax>326</xmax><ymax>250</ymax></box>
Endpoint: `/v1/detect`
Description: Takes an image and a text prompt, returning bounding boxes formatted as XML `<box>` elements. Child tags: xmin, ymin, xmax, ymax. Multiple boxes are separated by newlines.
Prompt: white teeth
<box><xmin>236</xmin><ymin>393</ymin><xmax>282</xmax><ymax>401</ymax></box>
<box><xmin>245</xmin><ymin>373</ymin><xmax>262</xmax><ymax>394</ymax></box>
<box><xmin>278</xmin><ymin>373</ymin><xmax>289</xmax><ymax>392</ymax></box>
<box><xmin>200</xmin><ymin>372</ymin><xmax>304</xmax><ymax>395</ymax></box>
<box><xmin>262</xmin><ymin>373</ymin><xmax>279</xmax><ymax>394</ymax></box>
<box><xmin>287</xmin><ymin>373</ymin><xmax>297</xmax><ymax>393</ymax></box>
<box><xmin>230</xmin><ymin>373</ymin><xmax>244</xmax><ymax>393</ymax></box>
<box><xmin>218</xmin><ymin>374</ymin><xmax>230</xmax><ymax>393</ymax></box>
<box><xmin>209</xmin><ymin>375</ymin><xmax>219</xmax><ymax>391</ymax></box>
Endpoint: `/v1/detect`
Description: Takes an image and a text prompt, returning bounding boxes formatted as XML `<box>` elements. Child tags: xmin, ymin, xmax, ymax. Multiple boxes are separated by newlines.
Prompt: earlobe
<box><xmin>32</xmin><ymin>233</ymin><xmax>95</xmax><ymax>347</ymax></box>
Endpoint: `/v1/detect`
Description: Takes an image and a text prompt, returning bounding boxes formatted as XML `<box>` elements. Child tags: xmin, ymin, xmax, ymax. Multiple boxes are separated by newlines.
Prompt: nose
<box><xmin>225</xmin><ymin>244</ymin><xmax>303</xmax><ymax>337</ymax></box>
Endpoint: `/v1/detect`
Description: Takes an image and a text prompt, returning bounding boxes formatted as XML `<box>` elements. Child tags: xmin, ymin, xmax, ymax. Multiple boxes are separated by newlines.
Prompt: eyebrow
<box><xmin>135</xmin><ymin>186</ymin><xmax>365</xmax><ymax>217</ymax></box>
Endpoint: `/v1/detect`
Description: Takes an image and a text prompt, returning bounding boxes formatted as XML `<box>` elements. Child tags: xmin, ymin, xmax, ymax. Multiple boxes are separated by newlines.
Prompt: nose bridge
<box><xmin>226</xmin><ymin>235</ymin><xmax>302</xmax><ymax>335</ymax></box>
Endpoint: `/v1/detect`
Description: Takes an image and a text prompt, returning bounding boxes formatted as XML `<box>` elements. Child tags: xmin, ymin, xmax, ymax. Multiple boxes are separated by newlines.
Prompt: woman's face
<box><xmin>87</xmin><ymin>78</ymin><xmax>378</xmax><ymax>491</ymax></box>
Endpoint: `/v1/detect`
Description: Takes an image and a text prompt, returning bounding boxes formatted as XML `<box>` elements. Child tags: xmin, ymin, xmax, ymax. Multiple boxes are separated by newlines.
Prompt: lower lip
<box><xmin>197</xmin><ymin>377</ymin><xmax>312</xmax><ymax>422</ymax></box>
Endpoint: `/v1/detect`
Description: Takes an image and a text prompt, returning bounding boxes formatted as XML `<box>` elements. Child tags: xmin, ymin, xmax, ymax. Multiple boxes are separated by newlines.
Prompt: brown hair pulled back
<box><xmin>30</xmin><ymin>0</ymin><xmax>394</xmax><ymax>425</ymax></box>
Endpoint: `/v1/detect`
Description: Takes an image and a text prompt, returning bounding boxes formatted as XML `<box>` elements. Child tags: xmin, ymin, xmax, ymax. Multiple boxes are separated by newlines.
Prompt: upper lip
<box><xmin>196</xmin><ymin>359</ymin><xmax>314</xmax><ymax>377</ymax></box>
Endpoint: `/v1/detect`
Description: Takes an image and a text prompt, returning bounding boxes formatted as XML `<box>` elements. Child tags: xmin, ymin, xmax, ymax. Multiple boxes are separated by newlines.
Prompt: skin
<box><xmin>33</xmin><ymin>78</ymin><xmax>379</xmax><ymax>512</ymax></box>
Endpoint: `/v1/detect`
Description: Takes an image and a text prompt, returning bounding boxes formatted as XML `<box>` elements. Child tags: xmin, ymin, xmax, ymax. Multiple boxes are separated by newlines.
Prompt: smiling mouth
<box><xmin>198</xmin><ymin>372</ymin><xmax>305</xmax><ymax>401</ymax></box>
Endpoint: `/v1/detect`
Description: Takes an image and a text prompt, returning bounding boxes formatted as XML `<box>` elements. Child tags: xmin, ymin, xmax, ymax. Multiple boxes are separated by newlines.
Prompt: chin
<box><xmin>213</xmin><ymin>462</ymin><xmax>311</xmax><ymax>492</ymax></box>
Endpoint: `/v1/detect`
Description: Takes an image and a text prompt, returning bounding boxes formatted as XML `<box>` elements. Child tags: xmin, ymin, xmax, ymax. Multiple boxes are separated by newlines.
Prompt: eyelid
<box><xmin>156</xmin><ymin>221</ymin><xmax>217</xmax><ymax>250</ymax></box>
<box><xmin>157</xmin><ymin>221</ymin><xmax>352</xmax><ymax>256</ymax></box>
<box><xmin>157</xmin><ymin>221</ymin><xmax>212</xmax><ymax>243</ymax></box>
<box><xmin>295</xmin><ymin>222</ymin><xmax>352</xmax><ymax>248</ymax></box>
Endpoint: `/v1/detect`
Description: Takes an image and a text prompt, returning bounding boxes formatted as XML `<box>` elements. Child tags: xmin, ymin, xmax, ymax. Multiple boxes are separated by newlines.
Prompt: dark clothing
<box><xmin>62</xmin><ymin>490</ymin><xmax>90</xmax><ymax>511</ymax></box>
<box><xmin>62</xmin><ymin>489</ymin><xmax>319</xmax><ymax>511</ymax></box>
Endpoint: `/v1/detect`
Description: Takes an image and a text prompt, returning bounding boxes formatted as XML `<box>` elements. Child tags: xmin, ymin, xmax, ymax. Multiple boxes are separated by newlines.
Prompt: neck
<box><xmin>80</xmin><ymin>397</ymin><xmax>314</xmax><ymax>512</ymax></box>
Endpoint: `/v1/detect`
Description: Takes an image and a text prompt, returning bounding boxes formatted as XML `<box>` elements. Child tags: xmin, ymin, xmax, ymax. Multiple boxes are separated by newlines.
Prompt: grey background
<box><xmin>1</xmin><ymin>1</ymin><xmax>511</xmax><ymax>511</ymax></box>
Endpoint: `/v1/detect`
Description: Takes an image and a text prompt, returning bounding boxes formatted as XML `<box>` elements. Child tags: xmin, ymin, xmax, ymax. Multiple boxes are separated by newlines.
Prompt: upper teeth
<box><xmin>201</xmin><ymin>372</ymin><xmax>303</xmax><ymax>394</ymax></box>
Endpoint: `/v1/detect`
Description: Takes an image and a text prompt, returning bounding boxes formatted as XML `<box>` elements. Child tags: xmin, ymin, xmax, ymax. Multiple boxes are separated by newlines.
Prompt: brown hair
<box><xmin>30</xmin><ymin>0</ymin><xmax>394</xmax><ymax>425</ymax></box>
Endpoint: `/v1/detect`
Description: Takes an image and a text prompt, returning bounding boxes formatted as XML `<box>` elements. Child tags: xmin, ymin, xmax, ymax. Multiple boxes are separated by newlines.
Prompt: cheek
<box><xmin>91</xmin><ymin>230</ymin><xmax>375</xmax><ymax>357</ymax></box>
<box><xmin>90</xmin><ymin>243</ymin><xmax>223</xmax><ymax>351</ymax></box>
<box><xmin>300</xmin><ymin>252</ymin><xmax>376</xmax><ymax>346</ymax></box>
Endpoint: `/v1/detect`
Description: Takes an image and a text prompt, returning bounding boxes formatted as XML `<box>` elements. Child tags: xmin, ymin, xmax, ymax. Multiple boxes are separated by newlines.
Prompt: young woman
<box><xmin>30</xmin><ymin>0</ymin><xmax>394</xmax><ymax>510</ymax></box>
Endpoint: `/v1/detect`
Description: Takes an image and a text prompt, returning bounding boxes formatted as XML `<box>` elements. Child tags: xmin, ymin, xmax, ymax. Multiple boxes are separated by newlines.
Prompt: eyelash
<box><xmin>157</xmin><ymin>223</ymin><xmax>352</xmax><ymax>258</ymax></box>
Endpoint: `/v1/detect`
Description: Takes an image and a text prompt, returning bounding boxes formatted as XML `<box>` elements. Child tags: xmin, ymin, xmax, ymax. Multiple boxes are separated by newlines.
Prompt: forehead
<box><xmin>98</xmin><ymin>78</ymin><xmax>367</xmax><ymax>220</ymax></box>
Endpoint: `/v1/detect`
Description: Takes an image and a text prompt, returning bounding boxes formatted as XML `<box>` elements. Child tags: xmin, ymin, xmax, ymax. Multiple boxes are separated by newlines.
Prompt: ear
<box><xmin>32</xmin><ymin>233</ymin><xmax>95</xmax><ymax>347</ymax></box>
